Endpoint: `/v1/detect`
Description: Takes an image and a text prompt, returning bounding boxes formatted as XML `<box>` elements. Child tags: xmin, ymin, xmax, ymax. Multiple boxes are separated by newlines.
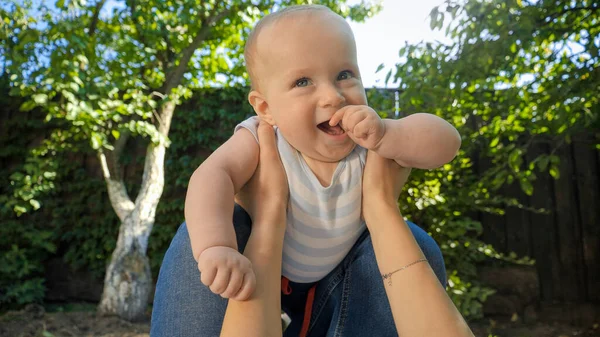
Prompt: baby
<box><xmin>184</xmin><ymin>5</ymin><xmax>461</xmax><ymax>300</ymax></box>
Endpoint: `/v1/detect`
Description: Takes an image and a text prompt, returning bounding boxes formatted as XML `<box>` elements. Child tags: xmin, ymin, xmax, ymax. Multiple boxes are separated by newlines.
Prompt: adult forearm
<box><xmin>221</xmin><ymin>209</ymin><xmax>286</xmax><ymax>337</ymax></box>
<box><xmin>185</xmin><ymin>165</ymin><xmax>238</xmax><ymax>261</ymax></box>
<box><xmin>375</xmin><ymin>113</ymin><xmax>461</xmax><ymax>169</ymax></box>
<box><xmin>366</xmin><ymin>205</ymin><xmax>474</xmax><ymax>337</ymax></box>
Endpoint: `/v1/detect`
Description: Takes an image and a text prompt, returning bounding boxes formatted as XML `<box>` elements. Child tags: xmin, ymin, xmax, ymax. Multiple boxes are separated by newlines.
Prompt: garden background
<box><xmin>1</xmin><ymin>0</ymin><xmax>598</xmax><ymax>336</ymax></box>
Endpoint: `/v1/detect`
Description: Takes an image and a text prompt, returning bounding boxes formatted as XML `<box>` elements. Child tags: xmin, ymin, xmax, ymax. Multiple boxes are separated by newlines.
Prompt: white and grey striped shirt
<box><xmin>236</xmin><ymin>117</ymin><xmax>367</xmax><ymax>283</ymax></box>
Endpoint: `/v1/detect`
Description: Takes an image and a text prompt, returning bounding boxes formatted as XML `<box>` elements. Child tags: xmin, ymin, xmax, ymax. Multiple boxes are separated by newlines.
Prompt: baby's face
<box><xmin>254</xmin><ymin>11</ymin><xmax>368</xmax><ymax>163</ymax></box>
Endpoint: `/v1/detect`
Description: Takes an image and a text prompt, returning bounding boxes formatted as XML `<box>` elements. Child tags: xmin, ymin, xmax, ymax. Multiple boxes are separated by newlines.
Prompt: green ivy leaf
<box><xmin>429</xmin><ymin>7</ymin><xmax>439</xmax><ymax>30</ymax></box>
<box><xmin>537</xmin><ymin>155</ymin><xmax>549</xmax><ymax>171</ymax></box>
<box><xmin>29</xmin><ymin>199</ymin><xmax>41</xmax><ymax>210</ymax></box>
<box><xmin>32</xmin><ymin>94</ymin><xmax>48</xmax><ymax>105</ymax></box>
<box><xmin>20</xmin><ymin>101</ymin><xmax>37</xmax><ymax>112</ymax></box>
<box><xmin>489</xmin><ymin>137</ymin><xmax>500</xmax><ymax>148</ymax></box>
<box><xmin>90</xmin><ymin>133</ymin><xmax>102</xmax><ymax>150</ymax></box>
<box><xmin>549</xmin><ymin>164</ymin><xmax>560</xmax><ymax>179</ymax></box>
<box><xmin>519</xmin><ymin>179</ymin><xmax>534</xmax><ymax>196</ymax></box>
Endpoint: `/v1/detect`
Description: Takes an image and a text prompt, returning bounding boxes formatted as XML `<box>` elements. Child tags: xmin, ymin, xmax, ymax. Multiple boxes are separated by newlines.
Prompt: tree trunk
<box><xmin>94</xmin><ymin>22</ymin><xmax>183</xmax><ymax>315</ymax></box>
<box><xmin>97</xmin><ymin>138</ymin><xmax>167</xmax><ymax>320</ymax></box>
<box><xmin>96</xmin><ymin>216</ymin><xmax>153</xmax><ymax>321</ymax></box>
<box><xmin>87</xmin><ymin>0</ymin><xmax>229</xmax><ymax>320</ymax></box>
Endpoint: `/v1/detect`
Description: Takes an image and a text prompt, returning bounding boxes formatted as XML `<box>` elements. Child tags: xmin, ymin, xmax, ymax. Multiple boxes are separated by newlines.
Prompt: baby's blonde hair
<box><xmin>244</xmin><ymin>5</ymin><xmax>338</xmax><ymax>89</ymax></box>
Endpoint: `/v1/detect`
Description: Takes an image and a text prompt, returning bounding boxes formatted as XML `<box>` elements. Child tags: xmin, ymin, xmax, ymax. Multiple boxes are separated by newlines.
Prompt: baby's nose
<box><xmin>318</xmin><ymin>85</ymin><xmax>345</xmax><ymax>109</ymax></box>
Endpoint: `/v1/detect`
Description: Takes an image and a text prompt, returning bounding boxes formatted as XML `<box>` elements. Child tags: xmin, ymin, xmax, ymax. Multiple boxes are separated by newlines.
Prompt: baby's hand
<box><xmin>329</xmin><ymin>105</ymin><xmax>385</xmax><ymax>150</ymax></box>
<box><xmin>198</xmin><ymin>246</ymin><xmax>256</xmax><ymax>301</ymax></box>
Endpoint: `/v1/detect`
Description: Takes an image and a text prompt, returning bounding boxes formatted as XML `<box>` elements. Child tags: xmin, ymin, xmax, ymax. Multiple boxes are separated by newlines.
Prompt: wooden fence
<box><xmin>476</xmin><ymin>134</ymin><xmax>600</xmax><ymax>304</ymax></box>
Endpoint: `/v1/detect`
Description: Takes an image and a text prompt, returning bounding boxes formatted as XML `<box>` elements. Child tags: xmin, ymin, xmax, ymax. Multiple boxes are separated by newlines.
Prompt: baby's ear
<box><xmin>248</xmin><ymin>90</ymin><xmax>275</xmax><ymax>126</ymax></box>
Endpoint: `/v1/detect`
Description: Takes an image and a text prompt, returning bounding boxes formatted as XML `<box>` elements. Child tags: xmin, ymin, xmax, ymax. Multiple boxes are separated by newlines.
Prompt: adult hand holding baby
<box><xmin>220</xmin><ymin>121</ymin><xmax>289</xmax><ymax>337</ymax></box>
<box><xmin>236</xmin><ymin>121</ymin><xmax>289</xmax><ymax>224</ymax></box>
<box><xmin>361</xmin><ymin>150</ymin><xmax>410</xmax><ymax>223</ymax></box>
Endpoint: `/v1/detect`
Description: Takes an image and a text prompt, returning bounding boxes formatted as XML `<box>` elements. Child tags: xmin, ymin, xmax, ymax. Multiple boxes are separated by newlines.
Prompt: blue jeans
<box><xmin>151</xmin><ymin>205</ymin><xmax>446</xmax><ymax>337</ymax></box>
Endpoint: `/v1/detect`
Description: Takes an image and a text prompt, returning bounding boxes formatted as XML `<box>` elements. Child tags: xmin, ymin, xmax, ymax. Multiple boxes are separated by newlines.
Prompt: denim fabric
<box><xmin>151</xmin><ymin>205</ymin><xmax>446</xmax><ymax>337</ymax></box>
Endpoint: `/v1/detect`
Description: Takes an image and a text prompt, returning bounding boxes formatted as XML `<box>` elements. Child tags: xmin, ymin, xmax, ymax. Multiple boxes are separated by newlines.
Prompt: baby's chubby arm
<box><xmin>329</xmin><ymin>106</ymin><xmax>461</xmax><ymax>169</ymax></box>
<box><xmin>185</xmin><ymin>128</ymin><xmax>259</xmax><ymax>299</ymax></box>
<box><xmin>377</xmin><ymin>113</ymin><xmax>461</xmax><ymax>169</ymax></box>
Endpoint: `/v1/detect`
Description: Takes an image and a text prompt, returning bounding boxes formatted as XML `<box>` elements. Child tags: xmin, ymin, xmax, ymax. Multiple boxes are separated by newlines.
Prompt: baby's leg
<box><xmin>151</xmin><ymin>204</ymin><xmax>252</xmax><ymax>337</ymax></box>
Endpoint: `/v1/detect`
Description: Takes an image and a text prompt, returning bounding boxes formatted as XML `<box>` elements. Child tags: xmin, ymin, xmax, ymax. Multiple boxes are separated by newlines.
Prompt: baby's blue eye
<box><xmin>337</xmin><ymin>70</ymin><xmax>353</xmax><ymax>80</ymax></box>
<box><xmin>295</xmin><ymin>78</ymin><xmax>310</xmax><ymax>87</ymax></box>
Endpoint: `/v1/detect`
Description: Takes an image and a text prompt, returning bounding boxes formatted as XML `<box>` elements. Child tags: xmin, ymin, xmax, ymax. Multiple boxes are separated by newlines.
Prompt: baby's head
<box><xmin>245</xmin><ymin>5</ymin><xmax>334</xmax><ymax>89</ymax></box>
<box><xmin>244</xmin><ymin>5</ymin><xmax>368</xmax><ymax>163</ymax></box>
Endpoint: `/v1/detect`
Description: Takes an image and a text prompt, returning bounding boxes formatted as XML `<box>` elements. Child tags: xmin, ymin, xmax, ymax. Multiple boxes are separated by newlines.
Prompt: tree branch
<box><xmin>547</xmin><ymin>4</ymin><xmax>600</xmax><ymax>21</ymax></box>
<box><xmin>98</xmin><ymin>147</ymin><xmax>135</xmax><ymax>222</ymax></box>
<box><xmin>133</xmin><ymin>139</ymin><xmax>166</xmax><ymax>219</ymax></box>
<box><xmin>88</xmin><ymin>0</ymin><xmax>106</xmax><ymax>37</ymax></box>
<box><xmin>127</xmin><ymin>0</ymin><xmax>152</xmax><ymax>84</ymax></box>
<box><xmin>161</xmin><ymin>6</ymin><xmax>233</xmax><ymax>94</ymax></box>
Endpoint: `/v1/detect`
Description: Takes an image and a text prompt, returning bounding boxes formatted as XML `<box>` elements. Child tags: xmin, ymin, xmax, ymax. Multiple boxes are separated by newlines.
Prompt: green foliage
<box><xmin>2</xmin><ymin>0</ymin><xmax>381</xmax><ymax>152</ymax></box>
<box><xmin>0</xmin><ymin>76</ymin><xmax>55</xmax><ymax>309</ymax></box>
<box><xmin>50</xmin><ymin>162</ymin><xmax>120</xmax><ymax>277</ymax></box>
<box><xmin>389</xmin><ymin>0</ymin><xmax>599</xmax><ymax>318</ymax></box>
<box><xmin>367</xmin><ymin>88</ymin><xmax>398</xmax><ymax>119</ymax></box>
<box><xmin>447</xmin><ymin>270</ymin><xmax>496</xmax><ymax>319</ymax></box>
<box><xmin>0</xmin><ymin>75</ymin><xmax>118</xmax><ymax>309</ymax></box>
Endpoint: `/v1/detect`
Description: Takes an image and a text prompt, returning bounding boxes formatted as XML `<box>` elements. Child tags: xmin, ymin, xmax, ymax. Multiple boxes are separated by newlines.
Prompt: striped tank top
<box><xmin>235</xmin><ymin>117</ymin><xmax>367</xmax><ymax>283</ymax></box>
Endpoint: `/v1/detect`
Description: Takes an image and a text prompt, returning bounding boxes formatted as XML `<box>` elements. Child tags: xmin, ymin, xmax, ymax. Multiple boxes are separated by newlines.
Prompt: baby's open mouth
<box><xmin>317</xmin><ymin>121</ymin><xmax>345</xmax><ymax>135</ymax></box>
